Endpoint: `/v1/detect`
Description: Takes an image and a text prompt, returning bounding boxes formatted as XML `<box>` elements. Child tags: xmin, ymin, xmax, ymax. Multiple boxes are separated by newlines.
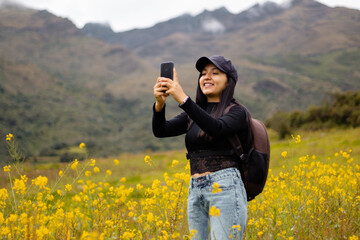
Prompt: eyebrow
<box><xmin>202</xmin><ymin>67</ymin><xmax>219</xmax><ymax>72</ymax></box>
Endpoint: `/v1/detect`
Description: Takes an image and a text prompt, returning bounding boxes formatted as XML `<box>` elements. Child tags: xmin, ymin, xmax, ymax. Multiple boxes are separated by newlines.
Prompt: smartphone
<box><xmin>160</xmin><ymin>62</ymin><xmax>174</xmax><ymax>80</ymax></box>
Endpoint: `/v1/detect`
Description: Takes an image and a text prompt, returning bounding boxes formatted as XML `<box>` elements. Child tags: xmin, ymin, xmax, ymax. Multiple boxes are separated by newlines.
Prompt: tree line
<box><xmin>266</xmin><ymin>90</ymin><xmax>360</xmax><ymax>138</ymax></box>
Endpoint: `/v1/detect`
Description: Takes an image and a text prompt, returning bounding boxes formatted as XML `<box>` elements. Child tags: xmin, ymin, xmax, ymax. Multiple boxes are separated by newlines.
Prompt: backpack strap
<box><xmin>227</xmin><ymin>134</ymin><xmax>247</xmax><ymax>162</ymax></box>
<box><xmin>224</xmin><ymin>102</ymin><xmax>252</xmax><ymax>158</ymax></box>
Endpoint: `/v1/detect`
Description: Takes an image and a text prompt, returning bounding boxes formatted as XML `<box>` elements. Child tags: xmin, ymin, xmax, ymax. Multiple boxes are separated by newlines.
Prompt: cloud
<box><xmin>0</xmin><ymin>0</ymin><xmax>26</xmax><ymax>8</ymax></box>
<box><xmin>201</xmin><ymin>17</ymin><xmax>225</xmax><ymax>33</ymax></box>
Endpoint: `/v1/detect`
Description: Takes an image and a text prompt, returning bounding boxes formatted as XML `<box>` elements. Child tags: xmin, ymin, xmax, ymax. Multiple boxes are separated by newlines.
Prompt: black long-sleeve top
<box><xmin>152</xmin><ymin>97</ymin><xmax>248</xmax><ymax>174</ymax></box>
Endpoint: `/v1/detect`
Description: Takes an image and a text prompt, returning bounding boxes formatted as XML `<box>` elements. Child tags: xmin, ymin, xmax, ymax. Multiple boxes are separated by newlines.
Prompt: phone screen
<box><xmin>160</xmin><ymin>62</ymin><xmax>174</xmax><ymax>80</ymax></box>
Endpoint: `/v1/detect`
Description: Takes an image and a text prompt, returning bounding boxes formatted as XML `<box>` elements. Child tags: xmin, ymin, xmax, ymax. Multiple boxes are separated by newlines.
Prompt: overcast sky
<box><xmin>6</xmin><ymin>0</ymin><xmax>360</xmax><ymax>32</ymax></box>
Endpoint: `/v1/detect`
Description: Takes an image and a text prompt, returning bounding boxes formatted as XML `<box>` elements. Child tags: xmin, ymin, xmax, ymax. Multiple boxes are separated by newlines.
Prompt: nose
<box><xmin>203</xmin><ymin>72</ymin><xmax>211</xmax><ymax>80</ymax></box>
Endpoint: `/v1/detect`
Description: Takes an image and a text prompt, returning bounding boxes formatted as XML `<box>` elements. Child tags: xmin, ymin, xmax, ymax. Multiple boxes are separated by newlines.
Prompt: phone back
<box><xmin>160</xmin><ymin>62</ymin><xmax>174</xmax><ymax>80</ymax></box>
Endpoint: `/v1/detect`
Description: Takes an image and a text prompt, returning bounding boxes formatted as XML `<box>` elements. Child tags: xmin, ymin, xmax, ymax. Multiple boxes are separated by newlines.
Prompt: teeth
<box><xmin>204</xmin><ymin>83</ymin><xmax>213</xmax><ymax>86</ymax></box>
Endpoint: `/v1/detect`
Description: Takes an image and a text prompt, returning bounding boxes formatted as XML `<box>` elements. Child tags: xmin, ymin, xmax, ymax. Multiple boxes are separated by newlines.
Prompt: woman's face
<box><xmin>199</xmin><ymin>63</ymin><xmax>228</xmax><ymax>102</ymax></box>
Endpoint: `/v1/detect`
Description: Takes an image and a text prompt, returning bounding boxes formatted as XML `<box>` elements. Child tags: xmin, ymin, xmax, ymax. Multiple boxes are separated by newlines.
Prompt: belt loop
<box><xmin>235</xmin><ymin>168</ymin><xmax>240</xmax><ymax>179</ymax></box>
<box><xmin>206</xmin><ymin>173</ymin><xmax>211</xmax><ymax>182</ymax></box>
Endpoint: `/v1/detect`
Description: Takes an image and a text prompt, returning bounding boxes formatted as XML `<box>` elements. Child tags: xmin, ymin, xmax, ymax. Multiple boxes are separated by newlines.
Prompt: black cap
<box><xmin>195</xmin><ymin>55</ymin><xmax>238</xmax><ymax>83</ymax></box>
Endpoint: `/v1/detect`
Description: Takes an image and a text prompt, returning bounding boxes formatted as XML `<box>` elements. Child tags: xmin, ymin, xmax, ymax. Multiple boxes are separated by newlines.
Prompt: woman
<box><xmin>152</xmin><ymin>55</ymin><xmax>248</xmax><ymax>239</ymax></box>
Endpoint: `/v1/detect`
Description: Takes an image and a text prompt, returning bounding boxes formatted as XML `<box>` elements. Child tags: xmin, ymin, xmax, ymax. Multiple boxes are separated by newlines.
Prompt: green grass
<box><xmin>2</xmin><ymin>127</ymin><xmax>359</xmax><ymax>188</ymax></box>
<box><xmin>269</xmin><ymin>127</ymin><xmax>359</xmax><ymax>174</ymax></box>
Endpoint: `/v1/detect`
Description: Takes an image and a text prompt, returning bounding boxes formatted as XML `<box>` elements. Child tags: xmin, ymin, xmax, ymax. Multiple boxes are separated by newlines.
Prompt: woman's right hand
<box><xmin>153</xmin><ymin>77</ymin><xmax>168</xmax><ymax>112</ymax></box>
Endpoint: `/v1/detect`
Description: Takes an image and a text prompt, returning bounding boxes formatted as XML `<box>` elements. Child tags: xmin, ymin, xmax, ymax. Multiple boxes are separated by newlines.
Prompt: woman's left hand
<box><xmin>158</xmin><ymin>68</ymin><xmax>188</xmax><ymax>104</ymax></box>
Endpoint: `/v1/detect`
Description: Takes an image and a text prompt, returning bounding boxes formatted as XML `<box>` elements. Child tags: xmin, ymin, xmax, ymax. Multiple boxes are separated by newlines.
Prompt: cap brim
<box><xmin>195</xmin><ymin>56</ymin><xmax>226</xmax><ymax>73</ymax></box>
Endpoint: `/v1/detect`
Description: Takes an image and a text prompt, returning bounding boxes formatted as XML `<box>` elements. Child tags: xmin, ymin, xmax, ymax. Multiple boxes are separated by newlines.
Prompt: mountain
<box><xmin>82</xmin><ymin>3</ymin><xmax>286</xmax><ymax>50</ymax></box>
<box><xmin>83</xmin><ymin>0</ymin><xmax>360</xmax><ymax>60</ymax></box>
<box><xmin>0</xmin><ymin>0</ymin><xmax>360</xmax><ymax>160</ymax></box>
<box><xmin>81</xmin><ymin>0</ymin><xmax>327</xmax><ymax>52</ymax></box>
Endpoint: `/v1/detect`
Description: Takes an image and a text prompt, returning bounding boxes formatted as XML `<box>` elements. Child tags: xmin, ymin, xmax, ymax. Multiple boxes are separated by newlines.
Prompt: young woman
<box><xmin>152</xmin><ymin>55</ymin><xmax>248</xmax><ymax>239</ymax></box>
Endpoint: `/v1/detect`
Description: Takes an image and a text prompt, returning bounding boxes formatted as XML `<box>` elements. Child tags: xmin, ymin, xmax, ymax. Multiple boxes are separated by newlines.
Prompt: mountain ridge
<box><xmin>81</xmin><ymin>0</ymin><xmax>330</xmax><ymax>50</ymax></box>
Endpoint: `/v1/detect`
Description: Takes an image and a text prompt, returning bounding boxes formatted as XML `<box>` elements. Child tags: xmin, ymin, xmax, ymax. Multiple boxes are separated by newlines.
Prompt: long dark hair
<box><xmin>190</xmin><ymin>69</ymin><xmax>253</xmax><ymax>150</ymax></box>
<box><xmin>190</xmin><ymin>73</ymin><xmax>242</xmax><ymax>138</ymax></box>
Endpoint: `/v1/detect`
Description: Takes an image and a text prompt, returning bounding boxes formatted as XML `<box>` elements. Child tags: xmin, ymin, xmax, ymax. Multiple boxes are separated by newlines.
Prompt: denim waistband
<box><xmin>190</xmin><ymin>167</ymin><xmax>240</xmax><ymax>187</ymax></box>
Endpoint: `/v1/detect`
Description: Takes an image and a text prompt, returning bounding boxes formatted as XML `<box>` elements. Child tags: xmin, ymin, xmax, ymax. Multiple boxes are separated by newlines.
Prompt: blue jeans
<box><xmin>187</xmin><ymin>168</ymin><xmax>247</xmax><ymax>239</ymax></box>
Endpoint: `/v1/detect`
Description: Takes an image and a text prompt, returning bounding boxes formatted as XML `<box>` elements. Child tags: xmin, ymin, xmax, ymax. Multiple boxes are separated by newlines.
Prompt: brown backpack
<box><xmin>225</xmin><ymin>103</ymin><xmax>270</xmax><ymax>201</ymax></box>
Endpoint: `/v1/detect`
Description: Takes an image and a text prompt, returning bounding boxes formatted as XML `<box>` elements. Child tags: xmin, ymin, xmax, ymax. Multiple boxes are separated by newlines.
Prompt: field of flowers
<box><xmin>0</xmin><ymin>128</ymin><xmax>359</xmax><ymax>239</ymax></box>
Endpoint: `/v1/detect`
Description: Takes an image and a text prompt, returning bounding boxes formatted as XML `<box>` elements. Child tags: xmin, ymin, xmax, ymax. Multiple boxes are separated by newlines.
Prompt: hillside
<box><xmin>0</xmin><ymin>4</ymin><xmax>157</xmax><ymax>158</ymax></box>
<box><xmin>0</xmin><ymin>0</ymin><xmax>360</xmax><ymax>159</ymax></box>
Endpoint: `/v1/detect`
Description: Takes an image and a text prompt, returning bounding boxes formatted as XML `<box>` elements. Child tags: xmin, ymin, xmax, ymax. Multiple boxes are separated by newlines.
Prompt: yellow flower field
<box><xmin>0</xmin><ymin>130</ymin><xmax>359</xmax><ymax>239</ymax></box>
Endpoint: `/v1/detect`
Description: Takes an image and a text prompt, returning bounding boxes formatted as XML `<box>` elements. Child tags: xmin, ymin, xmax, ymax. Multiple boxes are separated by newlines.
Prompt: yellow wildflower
<box><xmin>18</xmin><ymin>213</ymin><xmax>28</xmax><ymax>224</ymax></box>
<box><xmin>292</xmin><ymin>134</ymin><xmax>301</xmax><ymax>143</ymax></box>
<box><xmin>281</xmin><ymin>151</ymin><xmax>288</xmax><ymax>158</ymax></box>
<box><xmin>0</xmin><ymin>188</ymin><xmax>8</xmax><ymax>200</ymax></box>
<box><xmin>93</xmin><ymin>166</ymin><xmax>100</xmax><ymax>173</ymax></box>
<box><xmin>9</xmin><ymin>214</ymin><xmax>17</xmax><ymax>222</ymax></box>
<box><xmin>349</xmin><ymin>235</ymin><xmax>358</xmax><ymax>240</ymax></box>
<box><xmin>36</xmin><ymin>226</ymin><xmax>50</xmax><ymax>239</ymax></box>
<box><xmin>90</xmin><ymin>159</ymin><xmax>96</xmax><ymax>166</ymax></box>
<box><xmin>32</xmin><ymin>176</ymin><xmax>48</xmax><ymax>189</ymax></box>
<box><xmin>85</xmin><ymin>171</ymin><xmax>92</xmax><ymax>177</ymax></box>
<box><xmin>0</xmin><ymin>226</ymin><xmax>10</xmax><ymax>236</ymax></box>
<box><xmin>185</xmin><ymin>162</ymin><xmax>190</xmax><ymax>170</ymax></box>
<box><xmin>106</xmin><ymin>170</ymin><xmax>112</xmax><ymax>176</ymax></box>
<box><xmin>189</xmin><ymin>229</ymin><xmax>198</xmax><ymax>238</ymax></box>
<box><xmin>209</xmin><ymin>206</ymin><xmax>220</xmax><ymax>217</ymax></box>
<box><xmin>122</xmin><ymin>231</ymin><xmax>136</xmax><ymax>238</ymax></box>
<box><xmin>65</xmin><ymin>184</ymin><xmax>72</xmax><ymax>192</ymax></box>
<box><xmin>114</xmin><ymin>159</ymin><xmax>119</xmax><ymax>165</ymax></box>
<box><xmin>79</xmin><ymin>142</ymin><xmax>86</xmax><ymax>149</ymax></box>
<box><xmin>144</xmin><ymin>155</ymin><xmax>152</xmax><ymax>166</ymax></box>
<box><xmin>72</xmin><ymin>195</ymin><xmax>82</xmax><ymax>202</ymax></box>
<box><xmin>47</xmin><ymin>194</ymin><xmax>54</xmax><ymax>201</ymax></box>
<box><xmin>212</xmin><ymin>182</ymin><xmax>222</xmax><ymax>194</ymax></box>
<box><xmin>147</xmin><ymin>212</ymin><xmax>154</xmax><ymax>222</ymax></box>
<box><xmin>58</xmin><ymin>170</ymin><xmax>63</xmax><ymax>177</ymax></box>
<box><xmin>71</xmin><ymin>159</ymin><xmax>79</xmax><ymax>170</ymax></box>
<box><xmin>161</xmin><ymin>230</ymin><xmax>169</xmax><ymax>239</ymax></box>
<box><xmin>13</xmin><ymin>179</ymin><xmax>26</xmax><ymax>194</ymax></box>
<box><xmin>171</xmin><ymin>159</ymin><xmax>179</xmax><ymax>167</ymax></box>
<box><xmin>136</xmin><ymin>184</ymin><xmax>143</xmax><ymax>190</ymax></box>
<box><xmin>172</xmin><ymin>232</ymin><xmax>180</xmax><ymax>238</ymax></box>
<box><xmin>120</xmin><ymin>177</ymin><xmax>126</xmax><ymax>183</ymax></box>
<box><xmin>3</xmin><ymin>165</ymin><xmax>11</xmax><ymax>172</ymax></box>
<box><xmin>6</xmin><ymin>133</ymin><xmax>13</xmax><ymax>141</ymax></box>
<box><xmin>232</xmin><ymin>225</ymin><xmax>241</xmax><ymax>231</ymax></box>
